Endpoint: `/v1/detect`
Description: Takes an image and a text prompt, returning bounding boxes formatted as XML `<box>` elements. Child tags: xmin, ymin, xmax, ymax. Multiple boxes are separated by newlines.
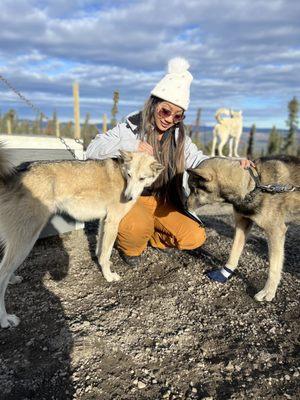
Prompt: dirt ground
<box><xmin>0</xmin><ymin>204</ymin><xmax>299</xmax><ymax>400</ymax></box>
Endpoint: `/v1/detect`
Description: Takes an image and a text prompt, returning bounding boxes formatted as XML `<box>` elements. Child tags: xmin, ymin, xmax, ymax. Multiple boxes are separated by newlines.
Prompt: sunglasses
<box><xmin>157</xmin><ymin>106</ymin><xmax>185</xmax><ymax>124</ymax></box>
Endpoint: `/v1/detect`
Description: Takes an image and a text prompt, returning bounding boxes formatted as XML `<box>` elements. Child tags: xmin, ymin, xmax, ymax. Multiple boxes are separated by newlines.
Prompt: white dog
<box><xmin>211</xmin><ymin>108</ymin><xmax>243</xmax><ymax>157</ymax></box>
<box><xmin>0</xmin><ymin>147</ymin><xmax>163</xmax><ymax>328</ymax></box>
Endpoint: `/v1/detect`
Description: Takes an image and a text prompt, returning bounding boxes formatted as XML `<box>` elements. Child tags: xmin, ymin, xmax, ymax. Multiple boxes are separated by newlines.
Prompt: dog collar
<box><xmin>247</xmin><ymin>167</ymin><xmax>300</xmax><ymax>194</ymax></box>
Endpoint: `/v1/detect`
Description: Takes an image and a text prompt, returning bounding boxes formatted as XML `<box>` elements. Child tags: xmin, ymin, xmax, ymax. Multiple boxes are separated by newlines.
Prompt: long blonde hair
<box><xmin>139</xmin><ymin>96</ymin><xmax>186</xmax><ymax>199</ymax></box>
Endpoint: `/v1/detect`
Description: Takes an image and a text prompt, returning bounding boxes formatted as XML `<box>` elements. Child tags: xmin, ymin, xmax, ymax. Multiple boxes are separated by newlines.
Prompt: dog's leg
<box><xmin>0</xmin><ymin>247</ymin><xmax>22</xmax><ymax>328</ymax></box>
<box><xmin>228</xmin><ymin>137</ymin><xmax>233</xmax><ymax>157</ymax></box>
<box><xmin>211</xmin><ymin>128</ymin><xmax>217</xmax><ymax>156</ymax></box>
<box><xmin>226</xmin><ymin>214</ymin><xmax>253</xmax><ymax>270</ymax></box>
<box><xmin>0</xmin><ymin>221</ymin><xmax>46</xmax><ymax>328</ymax></box>
<box><xmin>98</xmin><ymin>213</ymin><xmax>121</xmax><ymax>282</ymax></box>
<box><xmin>233</xmin><ymin>136</ymin><xmax>240</xmax><ymax>157</ymax></box>
<box><xmin>95</xmin><ymin>218</ymin><xmax>105</xmax><ymax>258</ymax></box>
<box><xmin>207</xmin><ymin>213</ymin><xmax>253</xmax><ymax>283</ymax></box>
<box><xmin>255</xmin><ymin>223</ymin><xmax>286</xmax><ymax>302</ymax></box>
<box><xmin>0</xmin><ymin>243</ymin><xmax>34</xmax><ymax>328</ymax></box>
<box><xmin>218</xmin><ymin>136</ymin><xmax>228</xmax><ymax>157</ymax></box>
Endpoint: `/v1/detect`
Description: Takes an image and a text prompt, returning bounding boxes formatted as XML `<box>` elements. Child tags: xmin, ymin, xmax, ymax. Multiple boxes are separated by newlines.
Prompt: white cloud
<box><xmin>0</xmin><ymin>0</ymin><xmax>299</xmax><ymax>129</ymax></box>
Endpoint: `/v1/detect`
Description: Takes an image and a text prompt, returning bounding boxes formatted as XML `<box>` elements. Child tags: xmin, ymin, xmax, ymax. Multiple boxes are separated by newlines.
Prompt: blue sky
<box><xmin>0</xmin><ymin>0</ymin><xmax>299</xmax><ymax>129</ymax></box>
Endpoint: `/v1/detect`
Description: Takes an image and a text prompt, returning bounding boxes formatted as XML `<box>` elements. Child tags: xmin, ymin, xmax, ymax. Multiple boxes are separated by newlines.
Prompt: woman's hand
<box><xmin>239</xmin><ymin>159</ymin><xmax>255</xmax><ymax>169</ymax></box>
<box><xmin>138</xmin><ymin>141</ymin><xmax>154</xmax><ymax>156</ymax></box>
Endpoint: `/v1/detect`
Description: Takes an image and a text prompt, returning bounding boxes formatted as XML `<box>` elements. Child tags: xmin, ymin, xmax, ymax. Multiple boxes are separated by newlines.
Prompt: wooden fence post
<box><xmin>73</xmin><ymin>82</ymin><xmax>81</xmax><ymax>139</ymax></box>
<box><xmin>7</xmin><ymin>119</ymin><xmax>11</xmax><ymax>134</ymax></box>
<box><xmin>56</xmin><ymin>119</ymin><xmax>60</xmax><ymax>137</ymax></box>
<box><xmin>102</xmin><ymin>113</ymin><xmax>107</xmax><ymax>133</ymax></box>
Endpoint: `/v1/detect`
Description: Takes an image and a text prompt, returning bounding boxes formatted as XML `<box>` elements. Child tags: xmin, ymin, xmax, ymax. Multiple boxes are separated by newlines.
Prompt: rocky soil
<box><xmin>0</xmin><ymin>205</ymin><xmax>299</xmax><ymax>400</ymax></box>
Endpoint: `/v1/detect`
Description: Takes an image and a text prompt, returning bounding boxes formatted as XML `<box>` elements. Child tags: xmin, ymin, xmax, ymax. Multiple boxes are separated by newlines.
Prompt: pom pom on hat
<box><xmin>168</xmin><ymin>57</ymin><xmax>190</xmax><ymax>74</ymax></box>
<box><xmin>151</xmin><ymin>57</ymin><xmax>193</xmax><ymax>111</ymax></box>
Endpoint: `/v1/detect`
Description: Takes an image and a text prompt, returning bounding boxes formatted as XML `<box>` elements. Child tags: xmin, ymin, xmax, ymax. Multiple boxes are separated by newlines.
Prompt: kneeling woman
<box><xmin>87</xmin><ymin>58</ymin><xmax>246</xmax><ymax>265</ymax></box>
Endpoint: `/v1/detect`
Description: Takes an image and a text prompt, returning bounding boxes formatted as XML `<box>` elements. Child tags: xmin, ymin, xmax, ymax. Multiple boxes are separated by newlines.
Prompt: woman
<box><xmin>86</xmin><ymin>58</ymin><xmax>250</xmax><ymax>266</ymax></box>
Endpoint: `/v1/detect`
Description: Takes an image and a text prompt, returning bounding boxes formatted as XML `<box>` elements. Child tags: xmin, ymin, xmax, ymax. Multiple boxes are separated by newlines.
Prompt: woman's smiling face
<box><xmin>154</xmin><ymin>101</ymin><xmax>185</xmax><ymax>132</ymax></box>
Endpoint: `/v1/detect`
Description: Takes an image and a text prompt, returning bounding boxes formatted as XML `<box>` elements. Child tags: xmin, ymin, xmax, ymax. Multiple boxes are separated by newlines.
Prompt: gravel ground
<box><xmin>0</xmin><ymin>205</ymin><xmax>299</xmax><ymax>400</ymax></box>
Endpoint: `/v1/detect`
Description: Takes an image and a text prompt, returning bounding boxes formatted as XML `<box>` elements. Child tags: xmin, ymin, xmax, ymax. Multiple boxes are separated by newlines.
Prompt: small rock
<box><xmin>137</xmin><ymin>381</ymin><xmax>146</xmax><ymax>389</ymax></box>
<box><xmin>225</xmin><ymin>361</ymin><xmax>234</xmax><ymax>372</ymax></box>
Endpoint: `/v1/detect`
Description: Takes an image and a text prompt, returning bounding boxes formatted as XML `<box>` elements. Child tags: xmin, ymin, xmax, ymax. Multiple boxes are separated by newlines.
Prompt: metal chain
<box><xmin>59</xmin><ymin>137</ymin><xmax>83</xmax><ymax>159</ymax></box>
<box><xmin>0</xmin><ymin>74</ymin><xmax>49</xmax><ymax>120</ymax></box>
<box><xmin>0</xmin><ymin>74</ymin><xmax>82</xmax><ymax>159</ymax></box>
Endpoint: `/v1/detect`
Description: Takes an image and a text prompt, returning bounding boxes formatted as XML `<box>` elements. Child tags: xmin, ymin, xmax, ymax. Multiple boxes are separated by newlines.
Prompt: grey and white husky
<box><xmin>0</xmin><ymin>145</ymin><xmax>163</xmax><ymax>328</ymax></box>
<box><xmin>187</xmin><ymin>155</ymin><xmax>300</xmax><ymax>302</ymax></box>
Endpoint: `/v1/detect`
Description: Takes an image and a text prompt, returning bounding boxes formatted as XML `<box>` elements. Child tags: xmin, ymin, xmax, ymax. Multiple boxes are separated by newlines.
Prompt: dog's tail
<box><xmin>0</xmin><ymin>141</ymin><xmax>15</xmax><ymax>178</ymax></box>
<box><xmin>215</xmin><ymin>108</ymin><xmax>232</xmax><ymax>124</ymax></box>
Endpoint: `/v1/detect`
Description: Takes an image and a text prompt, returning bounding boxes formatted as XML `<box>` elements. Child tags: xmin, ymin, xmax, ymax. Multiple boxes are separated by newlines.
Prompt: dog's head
<box><xmin>187</xmin><ymin>158</ymin><xmax>252</xmax><ymax>212</ymax></box>
<box><xmin>187</xmin><ymin>164</ymin><xmax>224</xmax><ymax>211</ymax></box>
<box><xmin>119</xmin><ymin>151</ymin><xmax>164</xmax><ymax>201</ymax></box>
<box><xmin>231</xmin><ymin>110</ymin><xmax>243</xmax><ymax>119</ymax></box>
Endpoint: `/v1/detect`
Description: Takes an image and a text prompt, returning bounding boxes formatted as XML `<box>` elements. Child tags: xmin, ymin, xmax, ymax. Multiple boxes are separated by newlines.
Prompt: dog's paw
<box><xmin>9</xmin><ymin>274</ymin><xmax>23</xmax><ymax>285</ymax></box>
<box><xmin>0</xmin><ymin>313</ymin><xmax>20</xmax><ymax>328</ymax></box>
<box><xmin>255</xmin><ymin>288</ymin><xmax>275</xmax><ymax>302</ymax></box>
<box><xmin>104</xmin><ymin>272</ymin><xmax>121</xmax><ymax>282</ymax></box>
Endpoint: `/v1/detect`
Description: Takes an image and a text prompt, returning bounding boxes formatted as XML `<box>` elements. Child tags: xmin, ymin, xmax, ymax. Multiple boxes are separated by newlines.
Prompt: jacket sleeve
<box><xmin>184</xmin><ymin>135</ymin><xmax>209</xmax><ymax>169</ymax></box>
<box><xmin>86</xmin><ymin>122</ymin><xmax>139</xmax><ymax>159</ymax></box>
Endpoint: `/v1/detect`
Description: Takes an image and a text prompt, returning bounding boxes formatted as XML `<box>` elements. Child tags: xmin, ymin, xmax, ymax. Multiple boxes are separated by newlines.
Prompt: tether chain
<box><xmin>0</xmin><ymin>74</ymin><xmax>82</xmax><ymax>159</ymax></box>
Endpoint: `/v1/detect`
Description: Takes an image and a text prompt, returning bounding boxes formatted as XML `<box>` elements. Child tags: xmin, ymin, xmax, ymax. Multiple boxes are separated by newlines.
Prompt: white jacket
<box><xmin>86</xmin><ymin>112</ymin><xmax>208</xmax><ymax>224</ymax></box>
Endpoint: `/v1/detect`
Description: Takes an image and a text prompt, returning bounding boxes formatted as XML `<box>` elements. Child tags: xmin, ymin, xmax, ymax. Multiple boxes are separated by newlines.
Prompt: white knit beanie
<box><xmin>151</xmin><ymin>57</ymin><xmax>193</xmax><ymax>111</ymax></box>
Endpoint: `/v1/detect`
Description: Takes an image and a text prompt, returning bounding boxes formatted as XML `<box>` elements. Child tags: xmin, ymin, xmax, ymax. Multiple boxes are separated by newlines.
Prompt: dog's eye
<box><xmin>139</xmin><ymin>177</ymin><xmax>146</xmax><ymax>181</ymax></box>
<box><xmin>127</xmin><ymin>172</ymin><xmax>132</xmax><ymax>178</ymax></box>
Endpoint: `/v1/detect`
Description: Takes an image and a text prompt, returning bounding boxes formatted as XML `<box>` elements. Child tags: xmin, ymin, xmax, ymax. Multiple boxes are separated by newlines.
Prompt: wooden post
<box><xmin>102</xmin><ymin>113</ymin><xmax>107</xmax><ymax>133</ymax></box>
<box><xmin>73</xmin><ymin>82</ymin><xmax>81</xmax><ymax>139</ymax></box>
<box><xmin>194</xmin><ymin>108</ymin><xmax>201</xmax><ymax>142</ymax></box>
<box><xmin>7</xmin><ymin>118</ymin><xmax>11</xmax><ymax>134</ymax></box>
<box><xmin>56</xmin><ymin>119</ymin><xmax>60</xmax><ymax>137</ymax></box>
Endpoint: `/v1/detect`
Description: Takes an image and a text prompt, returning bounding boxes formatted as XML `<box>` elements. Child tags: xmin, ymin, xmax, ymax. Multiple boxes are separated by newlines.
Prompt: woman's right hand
<box><xmin>137</xmin><ymin>140</ymin><xmax>154</xmax><ymax>156</ymax></box>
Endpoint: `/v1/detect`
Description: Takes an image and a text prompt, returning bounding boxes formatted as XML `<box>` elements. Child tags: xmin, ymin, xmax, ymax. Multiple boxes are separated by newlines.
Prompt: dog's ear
<box><xmin>188</xmin><ymin>168</ymin><xmax>212</xmax><ymax>182</ymax></box>
<box><xmin>119</xmin><ymin>150</ymin><xmax>133</xmax><ymax>163</ymax></box>
<box><xmin>151</xmin><ymin>161</ymin><xmax>164</xmax><ymax>174</ymax></box>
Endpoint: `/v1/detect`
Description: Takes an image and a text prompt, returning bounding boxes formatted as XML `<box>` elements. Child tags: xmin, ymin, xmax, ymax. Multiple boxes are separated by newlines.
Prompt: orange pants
<box><xmin>117</xmin><ymin>196</ymin><xmax>206</xmax><ymax>256</ymax></box>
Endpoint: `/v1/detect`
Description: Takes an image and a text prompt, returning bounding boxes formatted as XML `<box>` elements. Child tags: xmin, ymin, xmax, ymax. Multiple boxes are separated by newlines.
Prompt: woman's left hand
<box><xmin>239</xmin><ymin>159</ymin><xmax>255</xmax><ymax>169</ymax></box>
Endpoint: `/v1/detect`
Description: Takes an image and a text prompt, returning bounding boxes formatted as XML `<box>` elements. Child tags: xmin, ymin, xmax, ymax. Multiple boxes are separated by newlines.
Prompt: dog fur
<box><xmin>211</xmin><ymin>108</ymin><xmax>243</xmax><ymax>157</ymax></box>
<box><xmin>0</xmin><ymin>146</ymin><xmax>163</xmax><ymax>328</ymax></box>
<box><xmin>187</xmin><ymin>155</ymin><xmax>300</xmax><ymax>301</ymax></box>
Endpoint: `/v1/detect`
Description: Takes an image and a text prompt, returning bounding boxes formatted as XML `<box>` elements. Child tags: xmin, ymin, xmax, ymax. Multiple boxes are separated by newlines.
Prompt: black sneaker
<box><xmin>119</xmin><ymin>252</ymin><xmax>142</xmax><ymax>267</ymax></box>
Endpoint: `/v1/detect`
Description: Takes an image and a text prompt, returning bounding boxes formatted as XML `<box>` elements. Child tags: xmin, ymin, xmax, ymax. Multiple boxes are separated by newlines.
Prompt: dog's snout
<box><xmin>124</xmin><ymin>193</ymin><xmax>133</xmax><ymax>202</ymax></box>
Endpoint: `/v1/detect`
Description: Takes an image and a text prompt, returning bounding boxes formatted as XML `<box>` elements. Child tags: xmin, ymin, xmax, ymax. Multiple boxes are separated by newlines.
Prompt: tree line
<box><xmin>0</xmin><ymin>95</ymin><xmax>298</xmax><ymax>157</ymax></box>
<box><xmin>246</xmin><ymin>97</ymin><xmax>299</xmax><ymax>158</ymax></box>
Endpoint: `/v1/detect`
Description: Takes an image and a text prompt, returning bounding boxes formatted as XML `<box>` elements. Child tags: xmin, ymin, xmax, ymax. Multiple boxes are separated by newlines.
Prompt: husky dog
<box><xmin>187</xmin><ymin>156</ymin><xmax>300</xmax><ymax>302</ymax></box>
<box><xmin>0</xmin><ymin>146</ymin><xmax>163</xmax><ymax>328</ymax></box>
<box><xmin>211</xmin><ymin>108</ymin><xmax>243</xmax><ymax>157</ymax></box>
